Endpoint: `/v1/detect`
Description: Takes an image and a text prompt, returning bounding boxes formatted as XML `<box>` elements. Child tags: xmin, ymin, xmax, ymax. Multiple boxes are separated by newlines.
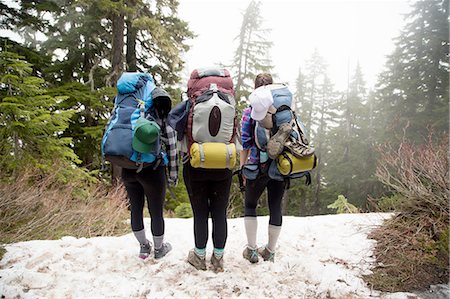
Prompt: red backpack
<box><xmin>185</xmin><ymin>67</ymin><xmax>237</xmax><ymax>169</ymax></box>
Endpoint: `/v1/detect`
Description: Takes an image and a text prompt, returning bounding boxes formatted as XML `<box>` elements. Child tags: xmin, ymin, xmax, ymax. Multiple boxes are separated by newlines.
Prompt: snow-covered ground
<box><xmin>0</xmin><ymin>213</ymin><xmax>443</xmax><ymax>298</ymax></box>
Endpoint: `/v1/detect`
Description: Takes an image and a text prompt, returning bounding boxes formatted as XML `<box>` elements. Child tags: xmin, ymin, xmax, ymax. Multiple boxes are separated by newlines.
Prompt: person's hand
<box><xmin>168</xmin><ymin>176</ymin><xmax>178</xmax><ymax>187</ymax></box>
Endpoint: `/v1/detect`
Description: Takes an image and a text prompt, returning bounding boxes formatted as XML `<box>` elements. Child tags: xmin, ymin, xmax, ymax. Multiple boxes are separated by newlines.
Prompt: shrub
<box><xmin>327</xmin><ymin>195</ymin><xmax>359</xmax><ymax>214</ymax></box>
<box><xmin>0</xmin><ymin>167</ymin><xmax>129</xmax><ymax>244</ymax></box>
<box><xmin>365</xmin><ymin>134</ymin><xmax>449</xmax><ymax>292</ymax></box>
<box><xmin>174</xmin><ymin>202</ymin><xmax>193</xmax><ymax>218</ymax></box>
<box><xmin>368</xmin><ymin>193</ymin><xmax>406</xmax><ymax>212</ymax></box>
<box><xmin>376</xmin><ymin>193</ymin><xmax>406</xmax><ymax>212</ymax></box>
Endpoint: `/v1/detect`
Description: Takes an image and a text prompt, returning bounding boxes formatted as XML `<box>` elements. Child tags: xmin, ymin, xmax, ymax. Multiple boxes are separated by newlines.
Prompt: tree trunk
<box><xmin>109</xmin><ymin>9</ymin><xmax>124</xmax><ymax>183</ymax></box>
<box><xmin>125</xmin><ymin>0</ymin><xmax>137</xmax><ymax>72</ymax></box>
<box><xmin>298</xmin><ymin>188</ymin><xmax>306</xmax><ymax>216</ymax></box>
<box><xmin>312</xmin><ymin>154</ymin><xmax>321</xmax><ymax>214</ymax></box>
<box><xmin>111</xmin><ymin>165</ymin><xmax>122</xmax><ymax>186</ymax></box>
<box><xmin>108</xmin><ymin>11</ymin><xmax>124</xmax><ymax>87</ymax></box>
<box><xmin>312</xmin><ymin>91</ymin><xmax>326</xmax><ymax>214</ymax></box>
<box><xmin>82</xmin><ymin>35</ymin><xmax>92</xmax><ymax>84</ymax></box>
<box><xmin>126</xmin><ymin>18</ymin><xmax>137</xmax><ymax>72</ymax></box>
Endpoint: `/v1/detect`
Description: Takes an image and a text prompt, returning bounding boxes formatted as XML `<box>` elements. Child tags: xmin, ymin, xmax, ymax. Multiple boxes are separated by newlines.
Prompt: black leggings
<box><xmin>183</xmin><ymin>163</ymin><xmax>232</xmax><ymax>249</ymax></box>
<box><xmin>245</xmin><ymin>172</ymin><xmax>285</xmax><ymax>226</ymax></box>
<box><xmin>121</xmin><ymin>166</ymin><xmax>166</xmax><ymax>236</ymax></box>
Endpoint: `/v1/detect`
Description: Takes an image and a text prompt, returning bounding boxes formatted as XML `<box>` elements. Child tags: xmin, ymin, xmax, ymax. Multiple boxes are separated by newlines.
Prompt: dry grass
<box><xmin>0</xmin><ymin>169</ymin><xmax>130</xmax><ymax>244</ymax></box>
<box><xmin>364</xmin><ymin>134</ymin><xmax>449</xmax><ymax>292</ymax></box>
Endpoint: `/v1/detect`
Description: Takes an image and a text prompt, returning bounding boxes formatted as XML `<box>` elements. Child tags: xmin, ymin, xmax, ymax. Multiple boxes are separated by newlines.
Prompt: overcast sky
<box><xmin>178</xmin><ymin>0</ymin><xmax>412</xmax><ymax>91</ymax></box>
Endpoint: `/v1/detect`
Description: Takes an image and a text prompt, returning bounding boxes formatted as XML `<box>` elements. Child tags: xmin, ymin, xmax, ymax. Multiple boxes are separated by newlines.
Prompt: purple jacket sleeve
<box><xmin>240</xmin><ymin>107</ymin><xmax>254</xmax><ymax>150</ymax></box>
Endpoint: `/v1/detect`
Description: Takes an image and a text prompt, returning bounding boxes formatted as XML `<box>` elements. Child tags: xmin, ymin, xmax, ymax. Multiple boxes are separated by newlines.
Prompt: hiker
<box><xmin>169</xmin><ymin>67</ymin><xmax>236</xmax><ymax>272</ymax></box>
<box><xmin>240</xmin><ymin>72</ymin><xmax>314</xmax><ymax>263</ymax></box>
<box><xmin>102</xmin><ymin>72</ymin><xmax>177</xmax><ymax>260</ymax></box>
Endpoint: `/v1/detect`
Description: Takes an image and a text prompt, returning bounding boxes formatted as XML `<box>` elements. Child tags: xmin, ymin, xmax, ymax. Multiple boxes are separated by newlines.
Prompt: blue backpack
<box><xmin>252</xmin><ymin>85</ymin><xmax>313</xmax><ymax>185</ymax></box>
<box><xmin>102</xmin><ymin>72</ymin><xmax>168</xmax><ymax>170</ymax></box>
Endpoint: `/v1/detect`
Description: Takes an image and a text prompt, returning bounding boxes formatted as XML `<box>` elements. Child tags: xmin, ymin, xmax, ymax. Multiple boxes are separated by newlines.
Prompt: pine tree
<box><xmin>291</xmin><ymin>50</ymin><xmax>338</xmax><ymax>215</ymax></box>
<box><xmin>126</xmin><ymin>0</ymin><xmax>194</xmax><ymax>85</ymax></box>
<box><xmin>299</xmin><ymin>49</ymin><xmax>327</xmax><ymax>129</ymax></box>
<box><xmin>324</xmin><ymin>64</ymin><xmax>376</xmax><ymax>208</ymax></box>
<box><xmin>311</xmin><ymin>74</ymin><xmax>338</xmax><ymax>214</ymax></box>
<box><xmin>374</xmin><ymin>0</ymin><xmax>449</xmax><ymax>142</ymax></box>
<box><xmin>232</xmin><ymin>0</ymin><xmax>273</xmax><ymax>103</ymax></box>
<box><xmin>47</xmin><ymin>83</ymin><xmax>115</xmax><ymax>170</ymax></box>
<box><xmin>0</xmin><ymin>45</ymin><xmax>78</xmax><ymax>175</ymax></box>
<box><xmin>294</xmin><ymin>67</ymin><xmax>306</xmax><ymax>115</ymax></box>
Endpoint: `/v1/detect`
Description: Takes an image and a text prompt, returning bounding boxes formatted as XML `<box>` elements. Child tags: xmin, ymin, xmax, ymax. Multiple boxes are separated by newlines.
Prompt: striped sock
<box><xmin>194</xmin><ymin>247</ymin><xmax>206</xmax><ymax>258</ymax></box>
<box><xmin>213</xmin><ymin>248</ymin><xmax>224</xmax><ymax>258</ymax></box>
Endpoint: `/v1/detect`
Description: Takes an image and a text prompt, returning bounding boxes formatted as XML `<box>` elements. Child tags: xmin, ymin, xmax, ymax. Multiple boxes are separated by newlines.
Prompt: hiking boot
<box><xmin>210</xmin><ymin>254</ymin><xmax>224</xmax><ymax>272</ymax></box>
<box><xmin>258</xmin><ymin>246</ymin><xmax>275</xmax><ymax>262</ymax></box>
<box><xmin>285</xmin><ymin>139</ymin><xmax>315</xmax><ymax>158</ymax></box>
<box><xmin>154</xmin><ymin>242</ymin><xmax>172</xmax><ymax>259</ymax></box>
<box><xmin>139</xmin><ymin>241</ymin><xmax>152</xmax><ymax>260</ymax></box>
<box><xmin>267</xmin><ymin>123</ymin><xmax>292</xmax><ymax>159</ymax></box>
<box><xmin>187</xmin><ymin>249</ymin><xmax>207</xmax><ymax>271</ymax></box>
<box><xmin>242</xmin><ymin>246</ymin><xmax>259</xmax><ymax>264</ymax></box>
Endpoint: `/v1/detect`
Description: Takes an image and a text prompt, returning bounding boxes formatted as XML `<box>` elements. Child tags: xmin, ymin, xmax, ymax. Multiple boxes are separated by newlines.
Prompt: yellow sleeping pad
<box><xmin>190</xmin><ymin>142</ymin><xmax>237</xmax><ymax>169</ymax></box>
<box><xmin>276</xmin><ymin>152</ymin><xmax>317</xmax><ymax>175</ymax></box>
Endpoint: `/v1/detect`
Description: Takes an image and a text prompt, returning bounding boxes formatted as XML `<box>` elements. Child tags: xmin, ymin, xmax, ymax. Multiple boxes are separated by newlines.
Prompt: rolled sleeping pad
<box><xmin>190</xmin><ymin>142</ymin><xmax>237</xmax><ymax>169</ymax></box>
<box><xmin>276</xmin><ymin>152</ymin><xmax>317</xmax><ymax>175</ymax></box>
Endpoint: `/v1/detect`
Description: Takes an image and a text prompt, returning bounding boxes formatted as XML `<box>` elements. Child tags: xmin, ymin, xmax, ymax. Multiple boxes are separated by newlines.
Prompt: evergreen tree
<box><xmin>291</xmin><ymin>50</ymin><xmax>338</xmax><ymax>215</ymax></box>
<box><xmin>298</xmin><ymin>49</ymin><xmax>327</xmax><ymax>129</ymax></box>
<box><xmin>232</xmin><ymin>0</ymin><xmax>273</xmax><ymax>103</ymax></box>
<box><xmin>311</xmin><ymin>74</ymin><xmax>338</xmax><ymax>214</ymax></box>
<box><xmin>324</xmin><ymin>64</ymin><xmax>375</xmax><ymax>208</ymax></box>
<box><xmin>294</xmin><ymin>67</ymin><xmax>306</xmax><ymax>115</ymax></box>
<box><xmin>131</xmin><ymin>0</ymin><xmax>194</xmax><ymax>86</ymax></box>
<box><xmin>374</xmin><ymin>0</ymin><xmax>449</xmax><ymax>142</ymax></box>
<box><xmin>285</xmin><ymin>66</ymin><xmax>311</xmax><ymax>216</ymax></box>
<box><xmin>0</xmin><ymin>45</ymin><xmax>78</xmax><ymax>175</ymax></box>
<box><xmin>47</xmin><ymin>83</ymin><xmax>115</xmax><ymax>170</ymax></box>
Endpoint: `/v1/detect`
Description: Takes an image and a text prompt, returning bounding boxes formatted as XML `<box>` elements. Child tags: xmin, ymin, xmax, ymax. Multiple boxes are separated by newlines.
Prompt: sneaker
<box><xmin>267</xmin><ymin>123</ymin><xmax>292</xmax><ymax>159</ymax></box>
<box><xmin>154</xmin><ymin>242</ymin><xmax>172</xmax><ymax>259</ymax></box>
<box><xmin>187</xmin><ymin>249</ymin><xmax>207</xmax><ymax>270</ymax></box>
<box><xmin>139</xmin><ymin>241</ymin><xmax>152</xmax><ymax>260</ymax></box>
<box><xmin>285</xmin><ymin>138</ymin><xmax>315</xmax><ymax>158</ymax></box>
<box><xmin>210</xmin><ymin>254</ymin><xmax>224</xmax><ymax>272</ymax></box>
<box><xmin>242</xmin><ymin>246</ymin><xmax>259</xmax><ymax>264</ymax></box>
<box><xmin>258</xmin><ymin>246</ymin><xmax>275</xmax><ymax>262</ymax></box>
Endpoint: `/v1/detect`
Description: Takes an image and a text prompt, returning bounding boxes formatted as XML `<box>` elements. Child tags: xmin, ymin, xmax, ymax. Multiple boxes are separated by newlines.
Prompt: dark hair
<box><xmin>254</xmin><ymin>73</ymin><xmax>273</xmax><ymax>88</ymax></box>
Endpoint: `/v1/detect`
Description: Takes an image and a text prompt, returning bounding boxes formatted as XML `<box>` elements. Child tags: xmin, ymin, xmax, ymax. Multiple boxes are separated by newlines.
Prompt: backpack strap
<box><xmin>248</xmin><ymin>112</ymin><xmax>272</xmax><ymax>173</ymax></box>
<box><xmin>271</xmin><ymin>104</ymin><xmax>291</xmax><ymax>135</ymax></box>
<box><xmin>291</xmin><ymin>110</ymin><xmax>309</xmax><ymax>145</ymax></box>
<box><xmin>304</xmin><ymin>172</ymin><xmax>312</xmax><ymax>185</ymax></box>
<box><xmin>284</xmin><ymin>177</ymin><xmax>291</xmax><ymax>190</ymax></box>
<box><xmin>233</xmin><ymin>168</ymin><xmax>245</xmax><ymax>192</ymax></box>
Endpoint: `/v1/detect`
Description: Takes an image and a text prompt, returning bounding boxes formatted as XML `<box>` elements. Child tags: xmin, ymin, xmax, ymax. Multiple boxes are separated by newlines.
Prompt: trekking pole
<box><xmin>167</xmin><ymin>184</ymin><xmax>177</xmax><ymax>201</ymax></box>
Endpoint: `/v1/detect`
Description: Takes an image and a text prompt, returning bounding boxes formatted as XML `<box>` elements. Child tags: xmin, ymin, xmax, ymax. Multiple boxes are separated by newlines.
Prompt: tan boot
<box><xmin>210</xmin><ymin>254</ymin><xmax>224</xmax><ymax>272</ymax></box>
<box><xmin>267</xmin><ymin>123</ymin><xmax>292</xmax><ymax>159</ymax></box>
<box><xmin>242</xmin><ymin>246</ymin><xmax>259</xmax><ymax>264</ymax></box>
<box><xmin>258</xmin><ymin>246</ymin><xmax>275</xmax><ymax>262</ymax></box>
<box><xmin>187</xmin><ymin>249</ymin><xmax>207</xmax><ymax>270</ymax></box>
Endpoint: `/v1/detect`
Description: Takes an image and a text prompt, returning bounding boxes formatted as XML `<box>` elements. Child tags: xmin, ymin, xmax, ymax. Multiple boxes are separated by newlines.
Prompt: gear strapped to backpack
<box><xmin>184</xmin><ymin>67</ymin><xmax>237</xmax><ymax>169</ymax></box>
<box><xmin>249</xmin><ymin>84</ymin><xmax>317</xmax><ymax>181</ymax></box>
<box><xmin>101</xmin><ymin>72</ymin><xmax>169</xmax><ymax>171</ymax></box>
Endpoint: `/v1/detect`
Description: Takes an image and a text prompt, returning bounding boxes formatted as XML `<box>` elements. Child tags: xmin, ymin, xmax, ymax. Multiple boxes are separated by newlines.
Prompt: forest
<box><xmin>0</xmin><ymin>0</ymin><xmax>448</xmax><ymax>292</ymax></box>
